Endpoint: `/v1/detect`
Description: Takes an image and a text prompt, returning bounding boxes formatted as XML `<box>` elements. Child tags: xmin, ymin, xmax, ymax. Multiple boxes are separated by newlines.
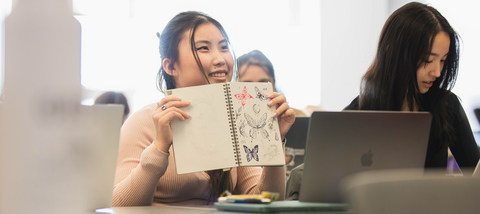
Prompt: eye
<box><xmin>196</xmin><ymin>46</ymin><xmax>208</xmax><ymax>51</ymax></box>
<box><xmin>221</xmin><ymin>44</ymin><xmax>229</xmax><ymax>50</ymax></box>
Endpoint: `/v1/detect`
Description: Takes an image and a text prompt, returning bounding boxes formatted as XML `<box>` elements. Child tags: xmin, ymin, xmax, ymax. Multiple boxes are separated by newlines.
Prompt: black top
<box><xmin>344</xmin><ymin>93</ymin><xmax>480</xmax><ymax>174</ymax></box>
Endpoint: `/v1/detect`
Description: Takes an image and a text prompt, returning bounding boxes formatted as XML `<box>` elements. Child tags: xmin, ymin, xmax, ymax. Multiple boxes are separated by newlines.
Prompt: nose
<box><xmin>212</xmin><ymin>50</ymin><xmax>226</xmax><ymax>67</ymax></box>
<box><xmin>430</xmin><ymin>61</ymin><xmax>442</xmax><ymax>78</ymax></box>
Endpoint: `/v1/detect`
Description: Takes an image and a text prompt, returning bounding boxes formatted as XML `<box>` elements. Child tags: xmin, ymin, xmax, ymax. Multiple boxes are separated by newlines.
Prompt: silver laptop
<box><xmin>299</xmin><ymin>111</ymin><xmax>432</xmax><ymax>203</ymax></box>
<box><xmin>0</xmin><ymin>104</ymin><xmax>123</xmax><ymax>214</ymax></box>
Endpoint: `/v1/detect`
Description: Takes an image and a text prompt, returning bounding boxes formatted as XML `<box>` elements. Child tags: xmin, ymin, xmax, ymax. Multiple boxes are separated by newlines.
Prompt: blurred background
<box><xmin>0</xmin><ymin>0</ymin><xmax>479</xmax><ymax>145</ymax></box>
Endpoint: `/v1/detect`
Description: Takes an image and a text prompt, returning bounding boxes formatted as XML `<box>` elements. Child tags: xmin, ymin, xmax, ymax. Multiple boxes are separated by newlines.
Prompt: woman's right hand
<box><xmin>152</xmin><ymin>96</ymin><xmax>191</xmax><ymax>153</ymax></box>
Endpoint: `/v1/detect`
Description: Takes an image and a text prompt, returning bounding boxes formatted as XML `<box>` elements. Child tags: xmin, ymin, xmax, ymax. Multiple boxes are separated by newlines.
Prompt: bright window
<box><xmin>76</xmin><ymin>0</ymin><xmax>321</xmax><ymax>113</ymax></box>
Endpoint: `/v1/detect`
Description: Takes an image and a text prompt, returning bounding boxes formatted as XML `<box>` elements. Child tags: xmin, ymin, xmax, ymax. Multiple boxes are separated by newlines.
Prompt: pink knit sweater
<box><xmin>112</xmin><ymin>103</ymin><xmax>285</xmax><ymax>206</ymax></box>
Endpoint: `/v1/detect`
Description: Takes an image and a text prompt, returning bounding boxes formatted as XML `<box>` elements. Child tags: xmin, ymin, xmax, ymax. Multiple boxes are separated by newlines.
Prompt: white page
<box><xmin>169</xmin><ymin>83</ymin><xmax>237</xmax><ymax>174</ymax></box>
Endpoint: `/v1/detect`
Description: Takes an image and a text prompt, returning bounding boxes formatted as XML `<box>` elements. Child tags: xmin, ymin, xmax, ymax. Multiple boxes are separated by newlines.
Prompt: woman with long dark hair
<box><xmin>345</xmin><ymin>2</ymin><xmax>479</xmax><ymax>173</ymax></box>
<box><xmin>112</xmin><ymin>11</ymin><xmax>294</xmax><ymax>206</ymax></box>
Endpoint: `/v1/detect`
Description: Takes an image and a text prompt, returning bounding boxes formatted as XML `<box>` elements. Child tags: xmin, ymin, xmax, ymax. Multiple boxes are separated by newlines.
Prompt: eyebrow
<box><xmin>430</xmin><ymin>52</ymin><xmax>449</xmax><ymax>57</ymax></box>
<box><xmin>194</xmin><ymin>39</ymin><xmax>227</xmax><ymax>45</ymax></box>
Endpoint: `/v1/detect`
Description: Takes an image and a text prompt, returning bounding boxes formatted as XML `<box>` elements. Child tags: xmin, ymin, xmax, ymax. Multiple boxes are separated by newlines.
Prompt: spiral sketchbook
<box><xmin>167</xmin><ymin>82</ymin><xmax>285</xmax><ymax>174</ymax></box>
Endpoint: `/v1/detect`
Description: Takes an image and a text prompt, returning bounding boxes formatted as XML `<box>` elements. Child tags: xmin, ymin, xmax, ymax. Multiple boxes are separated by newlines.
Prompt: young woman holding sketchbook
<box><xmin>112</xmin><ymin>11</ymin><xmax>295</xmax><ymax>206</ymax></box>
<box><xmin>344</xmin><ymin>2</ymin><xmax>480</xmax><ymax>174</ymax></box>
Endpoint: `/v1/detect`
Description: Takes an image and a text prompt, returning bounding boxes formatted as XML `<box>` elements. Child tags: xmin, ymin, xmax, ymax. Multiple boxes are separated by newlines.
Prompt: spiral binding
<box><xmin>224</xmin><ymin>84</ymin><xmax>242</xmax><ymax>165</ymax></box>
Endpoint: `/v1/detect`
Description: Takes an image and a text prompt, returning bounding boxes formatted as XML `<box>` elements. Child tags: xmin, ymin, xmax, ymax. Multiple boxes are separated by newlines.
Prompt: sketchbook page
<box><xmin>168</xmin><ymin>83</ymin><xmax>237</xmax><ymax>174</ymax></box>
<box><xmin>229</xmin><ymin>82</ymin><xmax>285</xmax><ymax>167</ymax></box>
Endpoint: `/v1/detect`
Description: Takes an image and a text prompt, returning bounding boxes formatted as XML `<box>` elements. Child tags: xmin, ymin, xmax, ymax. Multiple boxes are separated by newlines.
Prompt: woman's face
<box><xmin>238</xmin><ymin>64</ymin><xmax>275</xmax><ymax>91</ymax></box>
<box><xmin>416</xmin><ymin>31</ymin><xmax>450</xmax><ymax>94</ymax></box>
<box><xmin>170</xmin><ymin>22</ymin><xmax>234</xmax><ymax>88</ymax></box>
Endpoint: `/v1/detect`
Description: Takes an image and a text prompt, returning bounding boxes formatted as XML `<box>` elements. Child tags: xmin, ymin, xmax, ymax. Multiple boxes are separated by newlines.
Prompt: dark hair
<box><xmin>359</xmin><ymin>2</ymin><xmax>460</xmax><ymax>153</ymax></box>
<box><xmin>237</xmin><ymin>50</ymin><xmax>276</xmax><ymax>90</ymax></box>
<box><xmin>94</xmin><ymin>91</ymin><xmax>130</xmax><ymax>116</ymax></box>
<box><xmin>156</xmin><ymin>11</ymin><xmax>237</xmax><ymax>93</ymax></box>
<box><xmin>155</xmin><ymin>11</ymin><xmax>233</xmax><ymax>199</ymax></box>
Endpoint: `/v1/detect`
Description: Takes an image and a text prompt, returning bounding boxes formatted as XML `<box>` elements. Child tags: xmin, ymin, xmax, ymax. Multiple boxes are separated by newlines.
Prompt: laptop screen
<box><xmin>299</xmin><ymin>111</ymin><xmax>431</xmax><ymax>203</ymax></box>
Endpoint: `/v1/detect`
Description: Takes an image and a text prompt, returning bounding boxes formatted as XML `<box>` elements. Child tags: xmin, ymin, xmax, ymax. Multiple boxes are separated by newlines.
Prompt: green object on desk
<box><xmin>214</xmin><ymin>200</ymin><xmax>349</xmax><ymax>213</ymax></box>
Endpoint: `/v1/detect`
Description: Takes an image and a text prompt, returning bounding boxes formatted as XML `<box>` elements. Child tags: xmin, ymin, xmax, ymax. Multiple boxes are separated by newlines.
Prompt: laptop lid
<box><xmin>285</xmin><ymin>117</ymin><xmax>310</xmax><ymax>171</ymax></box>
<box><xmin>299</xmin><ymin>111</ymin><xmax>432</xmax><ymax>203</ymax></box>
<box><xmin>0</xmin><ymin>104</ymin><xmax>123</xmax><ymax>214</ymax></box>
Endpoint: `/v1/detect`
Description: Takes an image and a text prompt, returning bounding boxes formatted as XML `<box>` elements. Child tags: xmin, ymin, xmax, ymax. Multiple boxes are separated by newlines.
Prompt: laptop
<box><xmin>0</xmin><ymin>104</ymin><xmax>123</xmax><ymax>214</ymax></box>
<box><xmin>299</xmin><ymin>111</ymin><xmax>432</xmax><ymax>203</ymax></box>
<box><xmin>284</xmin><ymin>117</ymin><xmax>310</xmax><ymax>171</ymax></box>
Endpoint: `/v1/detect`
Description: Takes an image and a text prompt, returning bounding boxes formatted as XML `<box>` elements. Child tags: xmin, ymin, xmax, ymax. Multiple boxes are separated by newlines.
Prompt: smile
<box><xmin>209</xmin><ymin>72</ymin><xmax>227</xmax><ymax>77</ymax></box>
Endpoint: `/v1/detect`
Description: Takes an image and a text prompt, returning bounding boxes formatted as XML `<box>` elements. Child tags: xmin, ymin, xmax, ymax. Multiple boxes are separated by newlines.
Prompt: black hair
<box><xmin>359</xmin><ymin>2</ymin><xmax>460</xmax><ymax>153</ymax></box>
<box><xmin>156</xmin><ymin>11</ymin><xmax>237</xmax><ymax>93</ymax></box>
<box><xmin>237</xmin><ymin>50</ymin><xmax>276</xmax><ymax>90</ymax></box>
<box><xmin>94</xmin><ymin>91</ymin><xmax>130</xmax><ymax>116</ymax></box>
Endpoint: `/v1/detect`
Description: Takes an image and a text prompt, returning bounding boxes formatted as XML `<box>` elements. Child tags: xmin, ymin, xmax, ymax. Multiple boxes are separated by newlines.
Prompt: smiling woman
<box><xmin>161</xmin><ymin>23</ymin><xmax>234</xmax><ymax>89</ymax></box>
<box><xmin>112</xmin><ymin>11</ymin><xmax>295</xmax><ymax>207</ymax></box>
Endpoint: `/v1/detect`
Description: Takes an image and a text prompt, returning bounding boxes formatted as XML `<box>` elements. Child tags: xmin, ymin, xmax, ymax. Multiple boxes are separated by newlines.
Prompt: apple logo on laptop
<box><xmin>361</xmin><ymin>150</ymin><xmax>373</xmax><ymax>167</ymax></box>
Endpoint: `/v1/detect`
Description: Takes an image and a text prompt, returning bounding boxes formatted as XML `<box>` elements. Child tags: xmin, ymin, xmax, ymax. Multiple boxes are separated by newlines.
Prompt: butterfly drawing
<box><xmin>254</xmin><ymin>86</ymin><xmax>269</xmax><ymax>101</ymax></box>
<box><xmin>239</xmin><ymin>121</ymin><xmax>247</xmax><ymax>138</ymax></box>
<box><xmin>235</xmin><ymin>106</ymin><xmax>243</xmax><ymax>120</ymax></box>
<box><xmin>244</xmin><ymin>113</ymin><xmax>269</xmax><ymax>141</ymax></box>
<box><xmin>234</xmin><ymin>86</ymin><xmax>253</xmax><ymax>108</ymax></box>
<box><xmin>244</xmin><ymin>145</ymin><xmax>259</xmax><ymax>162</ymax></box>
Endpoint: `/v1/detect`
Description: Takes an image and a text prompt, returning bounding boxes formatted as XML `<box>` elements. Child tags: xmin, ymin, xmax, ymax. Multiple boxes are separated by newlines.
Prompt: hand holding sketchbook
<box><xmin>167</xmin><ymin>82</ymin><xmax>285</xmax><ymax>174</ymax></box>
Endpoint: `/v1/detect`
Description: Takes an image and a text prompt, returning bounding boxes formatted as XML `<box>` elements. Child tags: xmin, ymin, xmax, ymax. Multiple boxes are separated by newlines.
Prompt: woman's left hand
<box><xmin>268</xmin><ymin>92</ymin><xmax>295</xmax><ymax>141</ymax></box>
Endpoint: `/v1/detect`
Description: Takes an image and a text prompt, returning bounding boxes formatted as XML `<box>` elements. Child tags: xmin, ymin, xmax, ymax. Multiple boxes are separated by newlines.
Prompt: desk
<box><xmin>103</xmin><ymin>206</ymin><xmax>353</xmax><ymax>214</ymax></box>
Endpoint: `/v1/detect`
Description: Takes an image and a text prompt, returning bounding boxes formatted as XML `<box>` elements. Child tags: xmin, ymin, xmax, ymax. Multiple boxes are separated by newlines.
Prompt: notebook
<box><xmin>214</xmin><ymin>200</ymin><xmax>349</xmax><ymax>213</ymax></box>
<box><xmin>284</xmin><ymin>117</ymin><xmax>309</xmax><ymax>171</ymax></box>
<box><xmin>166</xmin><ymin>82</ymin><xmax>284</xmax><ymax>174</ymax></box>
<box><xmin>299</xmin><ymin>111</ymin><xmax>432</xmax><ymax>203</ymax></box>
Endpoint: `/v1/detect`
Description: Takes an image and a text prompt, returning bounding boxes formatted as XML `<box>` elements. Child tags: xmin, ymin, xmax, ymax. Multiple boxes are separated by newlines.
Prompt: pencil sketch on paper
<box><xmin>244</xmin><ymin>145</ymin><xmax>259</xmax><ymax>162</ymax></box>
<box><xmin>244</xmin><ymin>113</ymin><xmax>270</xmax><ymax>141</ymax></box>
<box><xmin>254</xmin><ymin>86</ymin><xmax>269</xmax><ymax>102</ymax></box>
<box><xmin>234</xmin><ymin>86</ymin><xmax>253</xmax><ymax>108</ymax></box>
<box><xmin>264</xmin><ymin>145</ymin><xmax>281</xmax><ymax>161</ymax></box>
<box><xmin>239</xmin><ymin>120</ymin><xmax>247</xmax><ymax>138</ymax></box>
<box><xmin>235</xmin><ymin>106</ymin><xmax>242</xmax><ymax>121</ymax></box>
<box><xmin>252</xmin><ymin>104</ymin><xmax>261</xmax><ymax>116</ymax></box>
<box><xmin>268</xmin><ymin>121</ymin><xmax>274</xmax><ymax>132</ymax></box>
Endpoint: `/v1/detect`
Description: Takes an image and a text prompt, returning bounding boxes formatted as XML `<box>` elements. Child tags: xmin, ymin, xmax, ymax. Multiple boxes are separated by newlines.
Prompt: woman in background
<box><xmin>237</xmin><ymin>50</ymin><xmax>306</xmax><ymax>117</ymax></box>
<box><xmin>94</xmin><ymin>91</ymin><xmax>130</xmax><ymax>124</ymax></box>
<box><xmin>237</xmin><ymin>50</ymin><xmax>306</xmax><ymax>177</ymax></box>
<box><xmin>112</xmin><ymin>11</ymin><xmax>295</xmax><ymax>206</ymax></box>
<box><xmin>344</xmin><ymin>2</ymin><xmax>479</xmax><ymax>174</ymax></box>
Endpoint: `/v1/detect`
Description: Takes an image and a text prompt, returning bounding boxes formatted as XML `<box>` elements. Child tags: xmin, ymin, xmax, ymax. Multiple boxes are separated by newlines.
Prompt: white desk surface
<box><xmin>103</xmin><ymin>205</ymin><xmax>353</xmax><ymax>214</ymax></box>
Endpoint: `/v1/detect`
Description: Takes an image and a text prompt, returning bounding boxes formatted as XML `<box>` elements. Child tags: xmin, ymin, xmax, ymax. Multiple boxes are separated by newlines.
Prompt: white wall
<box><xmin>0</xmin><ymin>0</ymin><xmax>12</xmax><ymax>94</ymax></box>
<box><xmin>75</xmin><ymin>0</ymin><xmax>321</xmax><ymax>113</ymax></box>
<box><xmin>320</xmin><ymin>0</ymin><xmax>388</xmax><ymax>111</ymax></box>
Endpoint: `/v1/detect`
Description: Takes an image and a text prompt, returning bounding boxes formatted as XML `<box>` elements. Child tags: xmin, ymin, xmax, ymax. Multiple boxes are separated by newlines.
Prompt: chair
<box><xmin>340</xmin><ymin>168</ymin><xmax>480</xmax><ymax>214</ymax></box>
